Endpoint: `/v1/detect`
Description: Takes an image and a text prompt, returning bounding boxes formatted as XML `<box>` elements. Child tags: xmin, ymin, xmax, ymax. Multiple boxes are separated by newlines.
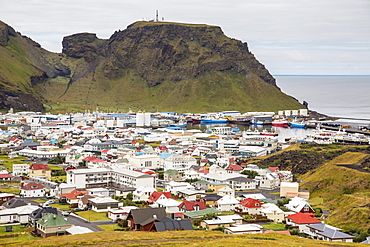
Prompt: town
<box><xmin>0</xmin><ymin>109</ymin><xmax>368</xmax><ymax>244</ymax></box>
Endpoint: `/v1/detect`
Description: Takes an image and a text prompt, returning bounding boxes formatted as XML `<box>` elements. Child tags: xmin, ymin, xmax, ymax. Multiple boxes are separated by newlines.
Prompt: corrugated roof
<box><xmin>37</xmin><ymin>213</ymin><xmax>72</xmax><ymax>227</ymax></box>
<box><xmin>183</xmin><ymin>208</ymin><xmax>220</xmax><ymax>218</ymax></box>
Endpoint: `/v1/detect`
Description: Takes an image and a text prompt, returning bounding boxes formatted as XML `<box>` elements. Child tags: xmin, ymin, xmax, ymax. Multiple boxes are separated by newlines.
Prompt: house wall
<box><xmin>21</xmin><ymin>189</ymin><xmax>44</xmax><ymax>197</ymax></box>
<box><xmin>30</xmin><ymin>169</ymin><xmax>51</xmax><ymax>180</ymax></box>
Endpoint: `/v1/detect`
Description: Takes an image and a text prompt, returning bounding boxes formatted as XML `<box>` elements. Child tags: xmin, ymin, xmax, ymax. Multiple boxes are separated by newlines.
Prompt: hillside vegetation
<box><xmin>5</xmin><ymin>230</ymin><xmax>367</xmax><ymax>247</ymax></box>
<box><xmin>0</xmin><ymin>20</ymin><xmax>303</xmax><ymax>113</ymax></box>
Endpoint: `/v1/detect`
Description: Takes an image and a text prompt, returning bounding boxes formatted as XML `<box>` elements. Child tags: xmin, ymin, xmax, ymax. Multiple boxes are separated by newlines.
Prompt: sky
<box><xmin>1</xmin><ymin>0</ymin><xmax>370</xmax><ymax>75</ymax></box>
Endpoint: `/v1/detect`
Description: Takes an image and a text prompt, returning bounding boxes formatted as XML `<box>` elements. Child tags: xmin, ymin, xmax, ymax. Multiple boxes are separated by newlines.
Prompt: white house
<box><xmin>259</xmin><ymin>203</ymin><xmax>286</xmax><ymax>223</ymax></box>
<box><xmin>224</xmin><ymin>224</ymin><xmax>264</xmax><ymax>234</ymax></box>
<box><xmin>163</xmin><ymin>154</ymin><xmax>197</xmax><ymax>172</ymax></box>
<box><xmin>217</xmin><ymin>195</ymin><xmax>239</xmax><ymax>211</ymax></box>
<box><xmin>150</xmin><ymin>198</ymin><xmax>181</xmax><ymax>214</ymax></box>
<box><xmin>20</xmin><ymin>182</ymin><xmax>45</xmax><ymax>198</ymax></box>
<box><xmin>129</xmin><ymin>154</ymin><xmax>161</xmax><ymax>170</ymax></box>
<box><xmin>165</xmin><ymin>181</ymin><xmax>193</xmax><ymax>194</ymax></box>
<box><xmin>107</xmin><ymin>206</ymin><xmax>138</xmax><ymax>221</ymax></box>
<box><xmin>0</xmin><ymin>205</ymin><xmax>40</xmax><ymax>224</ymax></box>
<box><xmin>132</xmin><ymin>186</ymin><xmax>156</xmax><ymax>201</ymax></box>
<box><xmin>12</xmin><ymin>164</ymin><xmax>29</xmax><ymax>176</ymax></box>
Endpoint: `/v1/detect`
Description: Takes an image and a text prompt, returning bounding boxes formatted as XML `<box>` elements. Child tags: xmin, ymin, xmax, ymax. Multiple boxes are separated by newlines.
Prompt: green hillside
<box><xmin>0</xmin><ymin>20</ymin><xmax>303</xmax><ymax>113</ymax></box>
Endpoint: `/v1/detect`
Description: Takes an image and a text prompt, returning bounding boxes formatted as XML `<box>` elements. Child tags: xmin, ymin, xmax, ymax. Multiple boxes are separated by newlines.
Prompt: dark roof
<box><xmin>154</xmin><ymin>218</ymin><xmax>193</xmax><ymax>232</ymax></box>
<box><xmin>227</xmin><ymin>177</ymin><xmax>255</xmax><ymax>183</ymax></box>
<box><xmin>2</xmin><ymin>198</ymin><xmax>38</xmax><ymax>209</ymax></box>
<box><xmin>129</xmin><ymin>208</ymin><xmax>167</xmax><ymax>226</ymax></box>
<box><xmin>30</xmin><ymin>207</ymin><xmax>58</xmax><ymax>220</ymax></box>
<box><xmin>202</xmin><ymin>193</ymin><xmax>222</xmax><ymax>201</ymax></box>
<box><xmin>115</xmin><ymin>187</ymin><xmax>136</xmax><ymax>192</ymax></box>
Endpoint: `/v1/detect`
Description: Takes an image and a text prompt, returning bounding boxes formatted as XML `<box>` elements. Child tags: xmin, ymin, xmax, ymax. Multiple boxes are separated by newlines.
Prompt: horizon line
<box><xmin>273</xmin><ymin>74</ymin><xmax>370</xmax><ymax>76</ymax></box>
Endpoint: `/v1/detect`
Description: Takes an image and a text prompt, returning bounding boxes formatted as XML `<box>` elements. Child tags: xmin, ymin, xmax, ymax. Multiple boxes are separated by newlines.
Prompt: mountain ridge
<box><xmin>0</xmin><ymin>20</ymin><xmax>303</xmax><ymax>113</ymax></box>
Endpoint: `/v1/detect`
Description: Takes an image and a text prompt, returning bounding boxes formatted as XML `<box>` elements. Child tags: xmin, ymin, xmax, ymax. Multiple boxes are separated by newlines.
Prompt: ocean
<box><xmin>275</xmin><ymin>75</ymin><xmax>370</xmax><ymax>120</ymax></box>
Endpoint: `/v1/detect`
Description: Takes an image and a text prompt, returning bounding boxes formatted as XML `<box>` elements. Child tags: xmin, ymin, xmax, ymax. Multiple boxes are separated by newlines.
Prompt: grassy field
<box><xmin>74</xmin><ymin>211</ymin><xmax>110</xmax><ymax>221</ymax></box>
<box><xmin>0</xmin><ymin>154</ymin><xmax>30</xmax><ymax>172</ymax></box>
<box><xmin>0</xmin><ymin>182</ymin><xmax>21</xmax><ymax>194</ymax></box>
<box><xmin>4</xmin><ymin>230</ymin><xmax>367</xmax><ymax>247</ymax></box>
<box><xmin>49</xmin><ymin>203</ymin><xmax>70</xmax><ymax>210</ymax></box>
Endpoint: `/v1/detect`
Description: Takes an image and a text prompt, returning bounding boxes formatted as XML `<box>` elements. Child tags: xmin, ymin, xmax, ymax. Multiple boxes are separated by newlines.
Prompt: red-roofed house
<box><xmin>156</xmin><ymin>146</ymin><xmax>168</xmax><ymax>153</ymax></box>
<box><xmin>285</xmin><ymin>213</ymin><xmax>321</xmax><ymax>232</ymax></box>
<box><xmin>60</xmin><ymin>189</ymin><xmax>89</xmax><ymax>207</ymax></box>
<box><xmin>0</xmin><ymin>173</ymin><xmax>12</xmax><ymax>181</ymax></box>
<box><xmin>20</xmin><ymin>182</ymin><xmax>45</xmax><ymax>197</ymax></box>
<box><xmin>82</xmin><ymin>156</ymin><xmax>106</xmax><ymax>168</ymax></box>
<box><xmin>178</xmin><ymin>200</ymin><xmax>207</xmax><ymax>212</ymax></box>
<box><xmin>238</xmin><ymin>198</ymin><xmax>262</xmax><ymax>215</ymax></box>
<box><xmin>148</xmin><ymin>191</ymin><xmax>172</xmax><ymax>203</ymax></box>
<box><xmin>30</xmin><ymin>164</ymin><xmax>51</xmax><ymax>180</ymax></box>
<box><xmin>225</xmin><ymin>164</ymin><xmax>243</xmax><ymax>174</ymax></box>
<box><xmin>268</xmin><ymin>167</ymin><xmax>279</xmax><ymax>172</ymax></box>
<box><xmin>198</xmin><ymin>169</ymin><xmax>209</xmax><ymax>174</ymax></box>
<box><xmin>229</xmin><ymin>158</ymin><xmax>236</xmax><ymax>164</ymax></box>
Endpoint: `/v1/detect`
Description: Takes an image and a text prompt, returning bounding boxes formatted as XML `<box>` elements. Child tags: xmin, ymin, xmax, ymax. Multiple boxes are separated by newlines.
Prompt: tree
<box><xmin>240</xmin><ymin>170</ymin><xmax>259</xmax><ymax>178</ymax></box>
<box><xmin>126</xmin><ymin>193</ymin><xmax>133</xmax><ymax>200</ymax></box>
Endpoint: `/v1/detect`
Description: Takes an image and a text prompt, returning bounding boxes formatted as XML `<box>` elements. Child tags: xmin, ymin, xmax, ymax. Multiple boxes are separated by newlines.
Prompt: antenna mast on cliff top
<box><xmin>156</xmin><ymin>10</ymin><xmax>159</xmax><ymax>22</ymax></box>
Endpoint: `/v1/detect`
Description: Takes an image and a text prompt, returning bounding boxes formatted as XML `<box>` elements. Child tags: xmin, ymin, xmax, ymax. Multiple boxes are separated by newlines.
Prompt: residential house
<box><xmin>256</xmin><ymin>173</ymin><xmax>280</xmax><ymax>189</ymax></box>
<box><xmin>29</xmin><ymin>163</ymin><xmax>51</xmax><ymax>180</ymax></box>
<box><xmin>147</xmin><ymin>191</ymin><xmax>172</xmax><ymax>203</ymax></box>
<box><xmin>29</xmin><ymin>207</ymin><xmax>59</xmax><ymax>229</ymax></box>
<box><xmin>2</xmin><ymin>198</ymin><xmax>39</xmax><ymax>209</ymax></box>
<box><xmin>237</xmin><ymin>198</ymin><xmax>262</xmax><ymax>215</ymax></box>
<box><xmin>285</xmin><ymin>213</ymin><xmax>321</xmax><ymax>233</ymax></box>
<box><xmin>178</xmin><ymin>200</ymin><xmax>207</xmax><ymax>212</ymax></box>
<box><xmin>36</xmin><ymin>213</ymin><xmax>73</xmax><ymax>237</ymax></box>
<box><xmin>132</xmin><ymin>186</ymin><xmax>156</xmax><ymax>201</ymax></box>
<box><xmin>201</xmin><ymin>193</ymin><xmax>222</xmax><ymax>207</ymax></box>
<box><xmin>20</xmin><ymin>182</ymin><xmax>45</xmax><ymax>197</ymax></box>
<box><xmin>12</xmin><ymin>164</ymin><xmax>30</xmax><ymax>176</ymax></box>
<box><xmin>115</xmin><ymin>187</ymin><xmax>136</xmax><ymax>198</ymax></box>
<box><xmin>59</xmin><ymin>189</ymin><xmax>88</xmax><ymax>207</ymax></box>
<box><xmin>0</xmin><ymin>171</ymin><xmax>12</xmax><ymax>181</ymax></box>
<box><xmin>177</xmin><ymin>188</ymin><xmax>206</xmax><ymax>201</ymax></box>
<box><xmin>88</xmin><ymin>196</ymin><xmax>122</xmax><ymax>212</ymax></box>
<box><xmin>163</xmin><ymin>169</ymin><xmax>182</xmax><ymax>181</ymax></box>
<box><xmin>259</xmin><ymin>203</ymin><xmax>285</xmax><ymax>223</ymax></box>
<box><xmin>284</xmin><ymin>197</ymin><xmax>314</xmax><ymax>214</ymax></box>
<box><xmin>207</xmin><ymin>182</ymin><xmax>228</xmax><ymax>193</ymax></box>
<box><xmin>227</xmin><ymin>177</ymin><xmax>258</xmax><ymax>190</ymax></box>
<box><xmin>107</xmin><ymin>206</ymin><xmax>138</xmax><ymax>221</ymax></box>
<box><xmin>201</xmin><ymin>214</ymin><xmax>243</xmax><ymax>230</ymax></box>
<box><xmin>225</xmin><ymin>164</ymin><xmax>243</xmax><ymax>174</ymax></box>
<box><xmin>151</xmin><ymin>198</ymin><xmax>181</xmax><ymax>214</ymax></box>
<box><xmin>216</xmin><ymin>195</ymin><xmax>239</xmax><ymax>211</ymax></box>
<box><xmin>0</xmin><ymin>205</ymin><xmax>40</xmax><ymax>224</ymax></box>
<box><xmin>224</xmin><ymin>224</ymin><xmax>264</xmax><ymax>234</ymax></box>
<box><xmin>0</xmin><ymin>193</ymin><xmax>15</xmax><ymax>203</ymax></box>
<box><xmin>163</xmin><ymin>154</ymin><xmax>197</xmax><ymax>172</ymax></box>
<box><xmin>129</xmin><ymin>154</ymin><xmax>161</xmax><ymax>170</ymax></box>
<box><xmin>65</xmin><ymin>226</ymin><xmax>94</xmax><ymax>235</ymax></box>
<box><xmin>165</xmin><ymin>181</ymin><xmax>193</xmax><ymax>194</ymax></box>
<box><xmin>217</xmin><ymin>186</ymin><xmax>235</xmax><ymax>197</ymax></box>
<box><xmin>306</xmin><ymin>223</ymin><xmax>354</xmax><ymax>242</ymax></box>
<box><xmin>280</xmin><ymin>182</ymin><xmax>299</xmax><ymax>198</ymax></box>
<box><xmin>127</xmin><ymin>207</ymin><xmax>193</xmax><ymax>232</ymax></box>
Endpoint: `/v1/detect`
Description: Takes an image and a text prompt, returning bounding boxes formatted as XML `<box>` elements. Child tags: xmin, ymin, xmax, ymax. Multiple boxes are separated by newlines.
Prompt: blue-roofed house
<box><xmin>306</xmin><ymin>223</ymin><xmax>354</xmax><ymax>242</ymax></box>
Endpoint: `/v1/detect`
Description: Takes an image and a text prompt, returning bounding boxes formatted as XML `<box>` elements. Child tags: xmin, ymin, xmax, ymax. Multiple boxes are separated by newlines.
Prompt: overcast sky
<box><xmin>1</xmin><ymin>0</ymin><xmax>369</xmax><ymax>75</ymax></box>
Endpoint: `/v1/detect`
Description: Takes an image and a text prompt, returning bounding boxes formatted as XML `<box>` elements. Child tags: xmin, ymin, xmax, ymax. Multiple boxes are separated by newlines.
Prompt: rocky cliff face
<box><xmin>1</xmin><ymin>20</ymin><xmax>302</xmax><ymax>113</ymax></box>
<box><xmin>62</xmin><ymin>22</ymin><xmax>276</xmax><ymax>87</ymax></box>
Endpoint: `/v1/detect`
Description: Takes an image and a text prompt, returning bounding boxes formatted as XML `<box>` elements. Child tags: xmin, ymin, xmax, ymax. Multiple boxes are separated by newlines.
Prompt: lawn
<box><xmin>33</xmin><ymin>199</ymin><xmax>48</xmax><ymax>203</ymax></box>
<box><xmin>48</xmin><ymin>165</ymin><xmax>64</xmax><ymax>170</ymax></box>
<box><xmin>49</xmin><ymin>203</ymin><xmax>70</xmax><ymax>210</ymax></box>
<box><xmin>0</xmin><ymin>182</ymin><xmax>20</xmax><ymax>194</ymax></box>
<box><xmin>262</xmin><ymin>223</ymin><xmax>287</xmax><ymax>231</ymax></box>
<box><xmin>0</xmin><ymin>225</ymin><xmax>28</xmax><ymax>235</ymax></box>
<box><xmin>96</xmin><ymin>224</ymin><xmax>121</xmax><ymax>231</ymax></box>
<box><xmin>0</xmin><ymin>154</ymin><xmax>30</xmax><ymax>172</ymax></box>
<box><xmin>0</xmin><ymin>225</ymin><xmax>40</xmax><ymax>244</ymax></box>
<box><xmin>75</xmin><ymin>211</ymin><xmax>110</xmax><ymax>221</ymax></box>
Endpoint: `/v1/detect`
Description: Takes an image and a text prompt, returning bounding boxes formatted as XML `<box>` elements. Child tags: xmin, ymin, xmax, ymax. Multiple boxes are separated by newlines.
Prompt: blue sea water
<box><xmin>275</xmin><ymin>75</ymin><xmax>370</xmax><ymax>120</ymax></box>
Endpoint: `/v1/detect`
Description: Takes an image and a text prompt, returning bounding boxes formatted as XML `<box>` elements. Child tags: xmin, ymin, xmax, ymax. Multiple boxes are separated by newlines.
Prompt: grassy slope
<box><xmin>0</xmin><ymin>35</ymin><xmax>42</xmax><ymax>93</ymax></box>
<box><xmin>41</xmin><ymin>69</ymin><xmax>302</xmax><ymax>113</ymax></box>
<box><xmin>6</xmin><ymin>231</ymin><xmax>367</xmax><ymax>247</ymax></box>
<box><xmin>300</xmin><ymin>152</ymin><xmax>370</xmax><ymax>229</ymax></box>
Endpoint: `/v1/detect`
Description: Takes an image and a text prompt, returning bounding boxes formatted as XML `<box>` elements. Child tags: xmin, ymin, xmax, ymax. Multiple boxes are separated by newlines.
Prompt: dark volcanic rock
<box><xmin>0</xmin><ymin>90</ymin><xmax>44</xmax><ymax>112</ymax></box>
<box><xmin>100</xmin><ymin>22</ymin><xmax>276</xmax><ymax>87</ymax></box>
<box><xmin>62</xmin><ymin>33</ymin><xmax>103</xmax><ymax>62</ymax></box>
<box><xmin>0</xmin><ymin>21</ymin><xmax>16</xmax><ymax>46</ymax></box>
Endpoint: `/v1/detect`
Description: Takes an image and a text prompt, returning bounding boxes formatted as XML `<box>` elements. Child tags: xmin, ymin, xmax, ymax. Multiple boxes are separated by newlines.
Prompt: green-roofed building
<box><xmin>36</xmin><ymin>213</ymin><xmax>73</xmax><ymax>238</ymax></box>
<box><xmin>183</xmin><ymin>208</ymin><xmax>220</xmax><ymax>219</ymax></box>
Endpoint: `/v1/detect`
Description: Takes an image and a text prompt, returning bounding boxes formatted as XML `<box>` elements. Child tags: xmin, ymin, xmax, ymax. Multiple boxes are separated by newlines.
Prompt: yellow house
<box><xmin>207</xmin><ymin>182</ymin><xmax>227</xmax><ymax>193</ymax></box>
<box><xmin>29</xmin><ymin>163</ymin><xmax>52</xmax><ymax>180</ymax></box>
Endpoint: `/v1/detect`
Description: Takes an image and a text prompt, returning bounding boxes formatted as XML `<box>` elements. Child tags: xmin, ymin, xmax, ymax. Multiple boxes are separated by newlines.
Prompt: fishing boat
<box><xmin>227</xmin><ymin>118</ymin><xmax>251</xmax><ymax>125</ymax></box>
<box><xmin>272</xmin><ymin>119</ymin><xmax>289</xmax><ymax>127</ymax></box>
<box><xmin>200</xmin><ymin>118</ymin><xmax>227</xmax><ymax>124</ymax></box>
<box><xmin>260</xmin><ymin>129</ymin><xmax>278</xmax><ymax>136</ymax></box>
<box><xmin>290</xmin><ymin>120</ymin><xmax>306</xmax><ymax>128</ymax></box>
